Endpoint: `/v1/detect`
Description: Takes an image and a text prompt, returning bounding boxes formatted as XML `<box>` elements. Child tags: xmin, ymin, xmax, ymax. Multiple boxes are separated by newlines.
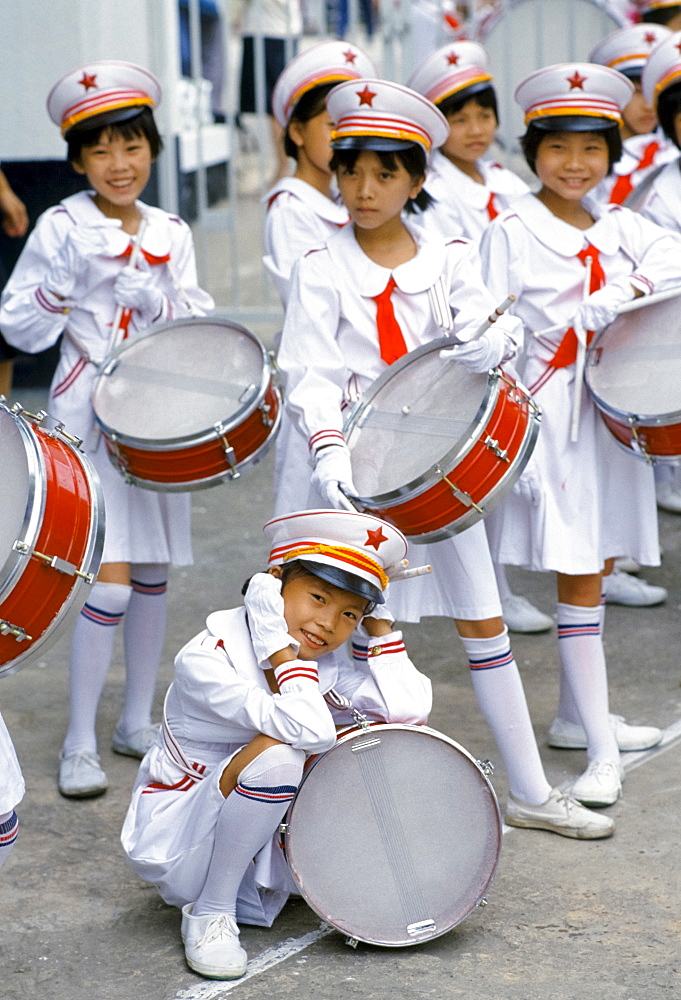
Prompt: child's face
<box><xmin>279</xmin><ymin>572</ymin><xmax>368</xmax><ymax>660</ymax></box>
<box><xmin>337</xmin><ymin>150</ymin><xmax>423</xmax><ymax>231</ymax></box>
<box><xmin>290</xmin><ymin>109</ymin><xmax>336</xmax><ymax>175</ymax></box>
<box><xmin>72</xmin><ymin>128</ymin><xmax>154</xmax><ymax>217</ymax></box>
<box><xmin>441</xmin><ymin>98</ymin><xmax>497</xmax><ymax>165</ymax></box>
<box><xmin>535</xmin><ymin>130</ymin><xmax>609</xmax><ymax>202</ymax></box>
<box><xmin>621</xmin><ymin>83</ymin><xmax>657</xmax><ymax>139</ymax></box>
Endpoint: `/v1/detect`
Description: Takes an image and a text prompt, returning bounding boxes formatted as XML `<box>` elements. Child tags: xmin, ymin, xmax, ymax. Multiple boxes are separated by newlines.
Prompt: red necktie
<box><xmin>373</xmin><ymin>276</ymin><xmax>408</xmax><ymax>365</ymax></box>
<box><xmin>609</xmin><ymin>141</ymin><xmax>659</xmax><ymax>205</ymax></box>
<box><xmin>547</xmin><ymin>244</ymin><xmax>605</xmax><ymax>369</ymax></box>
<box><xmin>486</xmin><ymin>192</ymin><xmax>498</xmax><ymax>221</ymax></box>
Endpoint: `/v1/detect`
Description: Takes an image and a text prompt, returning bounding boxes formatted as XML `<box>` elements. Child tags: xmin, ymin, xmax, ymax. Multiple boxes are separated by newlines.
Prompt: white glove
<box><xmin>244</xmin><ymin>572</ymin><xmax>300</xmax><ymax>667</ymax></box>
<box><xmin>311</xmin><ymin>444</ymin><xmax>358</xmax><ymax>511</ymax></box>
<box><xmin>575</xmin><ymin>279</ymin><xmax>635</xmax><ymax>333</ymax></box>
<box><xmin>513</xmin><ymin>456</ymin><xmax>542</xmax><ymax>508</ymax></box>
<box><xmin>43</xmin><ymin>223</ymin><xmax>121</xmax><ymax>300</ymax></box>
<box><xmin>113</xmin><ymin>256</ymin><xmax>165</xmax><ymax>321</ymax></box>
<box><xmin>439</xmin><ymin>324</ymin><xmax>510</xmax><ymax>373</ymax></box>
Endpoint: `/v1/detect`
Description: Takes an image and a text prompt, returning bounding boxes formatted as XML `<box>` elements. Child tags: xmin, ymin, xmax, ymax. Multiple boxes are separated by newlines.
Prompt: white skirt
<box><xmin>0</xmin><ymin>713</ymin><xmax>25</xmax><ymax>814</ymax></box>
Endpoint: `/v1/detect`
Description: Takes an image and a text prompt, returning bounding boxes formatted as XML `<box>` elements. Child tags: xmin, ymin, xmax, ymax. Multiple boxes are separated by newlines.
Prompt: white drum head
<box><xmin>93</xmin><ymin>319</ymin><xmax>268</xmax><ymax>442</ymax></box>
<box><xmin>0</xmin><ymin>408</ymin><xmax>37</xmax><ymax>598</ymax></box>
<box><xmin>586</xmin><ymin>293</ymin><xmax>681</xmax><ymax>421</ymax></box>
<box><xmin>285</xmin><ymin>725</ymin><xmax>501</xmax><ymax>947</ymax></box>
<box><xmin>346</xmin><ymin>344</ymin><xmax>490</xmax><ymax>499</ymax></box>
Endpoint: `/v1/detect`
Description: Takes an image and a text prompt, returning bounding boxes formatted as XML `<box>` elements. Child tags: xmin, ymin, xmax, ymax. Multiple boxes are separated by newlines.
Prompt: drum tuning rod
<box><xmin>390</xmin><ymin>564</ymin><xmax>432</xmax><ymax>581</ymax></box>
<box><xmin>475</xmin><ymin>295</ymin><xmax>516</xmax><ymax>338</ymax></box>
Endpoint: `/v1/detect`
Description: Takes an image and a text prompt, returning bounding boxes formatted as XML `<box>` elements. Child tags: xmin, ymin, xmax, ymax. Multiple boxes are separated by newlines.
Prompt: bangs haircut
<box><xmin>657</xmin><ymin>81</ymin><xmax>681</xmax><ymax>147</ymax></box>
<box><xmin>241</xmin><ymin>559</ymin><xmax>375</xmax><ymax>614</ymax></box>
<box><xmin>437</xmin><ymin>85</ymin><xmax>498</xmax><ymax>123</ymax></box>
<box><xmin>67</xmin><ymin>107</ymin><xmax>162</xmax><ymax>164</ymax></box>
<box><xmin>284</xmin><ymin>82</ymin><xmax>336</xmax><ymax>159</ymax></box>
<box><xmin>330</xmin><ymin>145</ymin><xmax>434</xmax><ymax>213</ymax></box>
<box><xmin>520</xmin><ymin>120</ymin><xmax>622</xmax><ymax>176</ymax></box>
<box><xmin>641</xmin><ymin>5</ymin><xmax>681</xmax><ymax>24</ymax></box>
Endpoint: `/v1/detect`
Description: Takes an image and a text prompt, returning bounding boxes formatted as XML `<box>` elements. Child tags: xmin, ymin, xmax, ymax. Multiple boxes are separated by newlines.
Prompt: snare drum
<box><xmin>92</xmin><ymin>317</ymin><xmax>281</xmax><ymax>491</ymax></box>
<box><xmin>281</xmin><ymin>723</ymin><xmax>501</xmax><ymax>948</ymax></box>
<box><xmin>343</xmin><ymin>339</ymin><xmax>540</xmax><ymax>542</ymax></box>
<box><xmin>585</xmin><ymin>291</ymin><xmax>681</xmax><ymax>462</ymax></box>
<box><xmin>0</xmin><ymin>401</ymin><xmax>104</xmax><ymax>678</ymax></box>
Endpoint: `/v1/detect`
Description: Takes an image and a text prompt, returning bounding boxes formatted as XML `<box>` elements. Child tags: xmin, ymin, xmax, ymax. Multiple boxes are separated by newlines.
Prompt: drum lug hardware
<box><xmin>278</xmin><ymin>822</ymin><xmax>289</xmax><ymax>835</ymax></box>
<box><xmin>109</xmin><ymin>435</ymin><xmax>133</xmax><ymax>483</ymax></box>
<box><xmin>407</xmin><ymin>919</ymin><xmax>436</xmax><ymax>937</ymax></box>
<box><xmin>476</xmin><ymin>759</ymin><xmax>495</xmax><ymax>776</ymax></box>
<box><xmin>267</xmin><ymin>350</ymin><xmax>280</xmax><ymax>374</ymax></box>
<box><xmin>484</xmin><ymin>435</ymin><xmax>510</xmax><ymax>462</ymax></box>
<box><xmin>351</xmin><ymin>738</ymin><xmax>382</xmax><ymax>753</ymax></box>
<box><xmin>239</xmin><ymin>383</ymin><xmax>257</xmax><ymax>404</ymax></box>
<box><xmin>10</xmin><ymin>403</ymin><xmax>47</xmax><ymax>425</ymax></box>
<box><xmin>0</xmin><ymin>619</ymin><xmax>32</xmax><ymax>643</ymax></box>
<box><xmin>628</xmin><ymin>417</ymin><xmax>653</xmax><ymax>464</ymax></box>
<box><xmin>215</xmin><ymin>422</ymin><xmax>241</xmax><ymax>479</ymax></box>
<box><xmin>435</xmin><ymin>466</ymin><xmax>484</xmax><ymax>513</ymax></box>
<box><xmin>259</xmin><ymin>400</ymin><xmax>274</xmax><ymax>428</ymax></box>
<box><xmin>478</xmin><ymin>897</ymin><xmax>489</xmax><ymax>908</ymax></box>
<box><xmin>49</xmin><ymin>422</ymin><xmax>83</xmax><ymax>448</ymax></box>
<box><xmin>30</xmin><ymin>549</ymin><xmax>95</xmax><ymax>583</ymax></box>
<box><xmin>351</xmin><ymin>708</ymin><xmax>372</xmax><ymax>732</ymax></box>
<box><xmin>99</xmin><ymin>357</ymin><xmax>119</xmax><ymax>377</ymax></box>
<box><xmin>345</xmin><ymin>937</ymin><xmax>359</xmax><ymax>949</ymax></box>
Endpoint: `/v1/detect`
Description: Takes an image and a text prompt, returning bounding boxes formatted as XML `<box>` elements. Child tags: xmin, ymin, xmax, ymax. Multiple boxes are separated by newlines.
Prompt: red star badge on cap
<box><xmin>365</xmin><ymin>527</ymin><xmax>388</xmax><ymax>550</ymax></box>
<box><xmin>78</xmin><ymin>72</ymin><xmax>98</xmax><ymax>91</ymax></box>
<box><xmin>645</xmin><ymin>31</ymin><xmax>658</xmax><ymax>45</ymax></box>
<box><xmin>357</xmin><ymin>85</ymin><xmax>377</xmax><ymax>107</ymax></box>
<box><xmin>566</xmin><ymin>71</ymin><xmax>587</xmax><ymax>90</ymax></box>
<box><xmin>343</xmin><ymin>48</ymin><xmax>358</xmax><ymax>64</ymax></box>
<box><xmin>446</xmin><ymin>52</ymin><xmax>460</xmax><ymax>65</ymax></box>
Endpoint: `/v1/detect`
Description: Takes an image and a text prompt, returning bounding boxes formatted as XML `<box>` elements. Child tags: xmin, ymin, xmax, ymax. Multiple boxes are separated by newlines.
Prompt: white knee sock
<box><xmin>556</xmin><ymin>602</ymin><xmax>618</xmax><ymax>762</ymax></box>
<box><xmin>117</xmin><ymin>564</ymin><xmax>168</xmax><ymax>736</ymax></box>
<box><xmin>461</xmin><ymin>628</ymin><xmax>552</xmax><ymax>805</ymax></box>
<box><xmin>556</xmin><ymin>591</ymin><xmax>607</xmax><ymax>724</ymax></box>
<box><xmin>193</xmin><ymin>744</ymin><xmax>305</xmax><ymax>918</ymax></box>
<box><xmin>62</xmin><ymin>581</ymin><xmax>132</xmax><ymax>755</ymax></box>
<box><xmin>0</xmin><ymin>811</ymin><xmax>18</xmax><ymax>871</ymax></box>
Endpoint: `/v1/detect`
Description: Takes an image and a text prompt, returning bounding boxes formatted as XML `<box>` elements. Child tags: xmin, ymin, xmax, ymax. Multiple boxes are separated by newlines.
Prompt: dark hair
<box><xmin>520</xmin><ymin>121</ymin><xmax>622</xmax><ymax>176</ymax></box>
<box><xmin>657</xmin><ymin>80</ymin><xmax>681</xmax><ymax>148</ymax></box>
<box><xmin>642</xmin><ymin>5</ymin><xmax>681</xmax><ymax>24</ymax></box>
<box><xmin>241</xmin><ymin>560</ymin><xmax>375</xmax><ymax>613</ymax></box>
<box><xmin>283</xmin><ymin>82</ymin><xmax>336</xmax><ymax>159</ymax></box>
<box><xmin>330</xmin><ymin>145</ymin><xmax>434</xmax><ymax>213</ymax></box>
<box><xmin>67</xmin><ymin>107</ymin><xmax>163</xmax><ymax>164</ymax></box>
<box><xmin>437</xmin><ymin>85</ymin><xmax>499</xmax><ymax>124</ymax></box>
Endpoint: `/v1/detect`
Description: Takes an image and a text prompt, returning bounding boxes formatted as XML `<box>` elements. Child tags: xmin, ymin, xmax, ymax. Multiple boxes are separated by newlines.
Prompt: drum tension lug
<box><xmin>478</xmin><ymin>897</ymin><xmax>489</xmax><ymax>908</ymax></box>
<box><xmin>628</xmin><ymin>417</ymin><xmax>653</xmax><ymax>465</ymax></box>
<box><xmin>476</xmin><ymin>759</ymin><xmax>495</xmax><ymax>777</ymax></box>
<box><xmin>215</xmin><ymin>422</ymin><xmax>241</xmax><ymax>479</ymax></box>
<box><xmin>29</xmin><ymin>548</ymin><xmax>95</xmax><ymax>583</ymax></box>
<box><xmin>351</xmin><ymin>708</ymin><xmax>372</xmax><ymax>732</ymax></box>
<box><xmin>259</xmin><ymin>401</ymin><xmax>274</xmax><ymax>428</ymax></box>
<box><xmin>10</xmin><ymin>403</ymin><xmax>47</xmax><ymax>425</ymax></box>
<box><xmin>484</xmin><ymin>435</ymin><xmax>510</xmax><ymax>462</ymax></box>
<box><xmin>0</xmin><ymin>619</ymin><xmax>32</xmax><ymax>643</ymax></box>
<box><xmin>278</xmin><ymin>822</ymin><xmax>289</xmax><ymax>835</ymax></box>
<box><xmin>435</xmin><ymin>466</ymin><xmax>484</xmax><ymax>514</ymax></box>
<box><xmin>345</xmin><ymin>937</ymin><xmax>359</xmax><ymax>949</ymax></box>
<box><xmin>108</xmin><ymin>434</ymin><xmax>134</xmax><ymax>483</ymax></box>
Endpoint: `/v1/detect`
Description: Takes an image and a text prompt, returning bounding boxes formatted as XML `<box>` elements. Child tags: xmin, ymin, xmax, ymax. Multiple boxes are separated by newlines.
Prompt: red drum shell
<box><xmin>92</xmin><ymin>318</ymin><xmax>281</xmax><ymax>491</ymax></box>
<box><xmin>0</xmin><ymin>404</ymin><xmax>104</xmax><ymax>676</ymax></box>
<box><xmin>344</xmin><ymin>340</ymin><xmax>540</xmax><ymax>543</ymax></box>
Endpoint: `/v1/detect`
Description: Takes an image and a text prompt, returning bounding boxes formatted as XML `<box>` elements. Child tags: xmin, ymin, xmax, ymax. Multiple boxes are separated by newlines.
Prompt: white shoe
<box><xmin>613</xmin><ymin>556</ymin><xmax>640</xmax><ymax>574</ymax></box>
<box><xmin>569</xmin><ymin>760</ymin><xmax>623</xmax><ymax>807</ymax></box>
<box><xmin>58</xmin><ymin>750</ymin><xmax>108</xmax><ymax>798</ymax></box>
<box><xmin>181</xmin><ymin>905</ymin><xmax>247</xmax><ymax>980</ymax></box>
<box><xmin>604</xmin><ymin>569</ymin><xmax>667</xmax><ymax>607</ymax></box>
<box><xmin>505</xmin><ymin>787</ymin><xmax>614</xmax><ymax>839</ymax></box>
<box><xmin>548</xmin><ymin>714</ymin><xmax>662</xmax><ymax>752</ymax></box>
<box><xmin>656</xmin><ymin>480</ymin><xmax>681</xmax><ymax>513</ymax></box>
<box><xmin>112</xmin><ymin>723</ymin><xmax>160</xmax><ymax>759</ymax></box>
<box><xmin>501</xmin><ymin>594</ymin><xmax>554</xmax><ymax>633</ymax></box>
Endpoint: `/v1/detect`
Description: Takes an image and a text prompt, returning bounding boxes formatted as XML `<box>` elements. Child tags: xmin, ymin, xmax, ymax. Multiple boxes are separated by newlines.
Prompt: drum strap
<box><xmin>609</xmin><ymin>141</ymin><xmax>659</xmax><ymax>206</ymax></box>
<box><xmin>373</xmin><ymin>277</ymin><xmax>408</xmax><ymax>364</ymax></box>
<box><xmin>161</xmin><ymin>687</ymin><xmax>206</xmax><ymax>782</ymax></box>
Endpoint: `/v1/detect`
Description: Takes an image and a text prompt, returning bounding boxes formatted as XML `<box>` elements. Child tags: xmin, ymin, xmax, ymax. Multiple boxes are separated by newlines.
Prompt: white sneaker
<box><xmin>656</xmin><ymin>480</ymin><xmax>681</xmax><ymax>513</ymax></box>
<box><xmin>604</xmin><ymin>569</ymin><xmax>667</xmax><ymax>607</ymax></box>
<box><xmin>501</xmin><ymin>594</ymin><xmax>554</xmax><ymax>633</ymax></box>
<box><xmin>569</xmin><ymin>760</ymin><xmax>623</xmax><ymax>807</ymax></box>
<box><xmin>58</xmin><ymin>750</ymin><xmax>108</xmax><ymax>798</ymax></box>
<box><xmin>613</xmin><ymin>556</ymin><xmax>640</xmax><ymax>574</ymax></box>
<box><xmin>181</xmin><ymin>904</ymin><xmax>247</xmax><ymax>980</ymax></box>
<box><xmin>505</xmin><ymin>787</ymin><xmax>614</xmax><ymax>839</ymax></box>
<box><xmin>548</xmin><ymin>714</ymin><xmax>662</xmax><ymax>752</ymax></box>
<box><xmin>112</xmin><ymin>723</ymin><xmax>160</xmax><ymax>759</ymax></box>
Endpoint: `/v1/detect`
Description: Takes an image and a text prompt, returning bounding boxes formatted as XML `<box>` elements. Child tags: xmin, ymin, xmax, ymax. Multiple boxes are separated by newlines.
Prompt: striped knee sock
<box><xmin>556</xmin><ymin>591</ymin><xmax>607</xmax><ymax>724</ymax></box>
<box><xmin>461</xmin><ymin>628</ymin><xmax>551</xmax><ymax>805</ymax></box>
<box><xmin>0</xmin><ymin>811</ymin><xmax>19</xmax><ymax>871</ymax></box>
<box><xmin>119</xmin><ymin>564</ymin><xmax>169</xmax><ymax>736</ymax></box>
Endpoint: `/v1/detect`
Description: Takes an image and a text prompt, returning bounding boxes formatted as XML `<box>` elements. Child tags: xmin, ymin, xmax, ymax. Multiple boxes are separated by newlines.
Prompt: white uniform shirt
<box><xmin>0</xmin><ymin>712</ymin><xmax>24</xmax><ymax>815</ymax></box>
<box><xmin>416</xmin><ymin>150</ymin><xmax>529</xmax><ymax>242</ymax></box>
<box><xmin>263</xmin><ymin>177</ymin><xmax>349</xmax><ymax>308</ymax></box>
<box><xmin>480</xmin><ymin>192</ymin><xmax>681</xmax><ymax>574</ymax></box>
<box><xmin>591</xmin><ymin>131</ymin><xmax>678</xmax><ymax>205</ymax></box>
<box><xmin>636</xmin><ymin>158</ymin><xmax>681</xmax><ymax>233</ymax></box>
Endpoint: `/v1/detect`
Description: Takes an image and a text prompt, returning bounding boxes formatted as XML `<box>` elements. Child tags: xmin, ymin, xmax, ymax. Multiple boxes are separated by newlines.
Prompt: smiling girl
<box><xmin>480</xmin><ymin>63</ymin><xmax>681</xmax><ymax>807</ymax></box>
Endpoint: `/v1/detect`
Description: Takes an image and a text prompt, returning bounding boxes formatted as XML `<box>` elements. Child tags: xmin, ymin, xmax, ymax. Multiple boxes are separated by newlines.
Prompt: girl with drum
<box><xmin>480</xmin><ymin>63</ymin><xmax>681</xmax><ymax>807</ymax></box>
<box><xmin>277</xmin><ymin>79</ymin><xmax>614</xmax><ymax>839</ymax></box>
<box><xmin>407</xmin><ymin>41</ymin><xmax>555</xmax><ymax>636</ymax></box>
<box><xmin>0</xmin><ymin>63</ymin><xmax>214</xmax><ymax>799</ymax></box>
<box><xmin>122</xmin><ymin>509</ymin><xmax>432</xmax><ymax>979</ymax></box>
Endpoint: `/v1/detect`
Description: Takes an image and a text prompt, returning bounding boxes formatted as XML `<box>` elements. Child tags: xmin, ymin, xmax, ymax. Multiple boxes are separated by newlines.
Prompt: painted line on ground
<box><xmin>173</xmin><ymin>717</ymin><xmax>681</xmax><ymax>999</ymax></box>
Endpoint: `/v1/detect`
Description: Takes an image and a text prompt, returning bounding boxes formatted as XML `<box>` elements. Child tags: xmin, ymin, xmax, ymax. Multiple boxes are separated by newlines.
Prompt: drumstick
<box><xmin>614</xmin><ymin>284</ymin><xmax>681</xmax><ymax>314</ymax></box>
<box><xmin>107</xmin><ymin>215</ymin><xmax>149</xmax><ymax>356</ymax></box>
<box><xmin>473</xmin><ymin>294</ymin><xmax>516</xmax><ymax>339</ymax></box>
<box><xmin>570</xmin><ymin>255</ymin><xmax>592</xmax><ymax>444</ymax></box>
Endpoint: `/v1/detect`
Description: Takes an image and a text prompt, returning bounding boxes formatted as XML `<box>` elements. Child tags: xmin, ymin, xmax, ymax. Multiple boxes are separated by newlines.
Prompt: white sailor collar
<box><xmin>263</xmin><ymin>176</ymin><xmax>348</xmax><ymax>224</ymax></box>
<box><xmin>511</xmin><ymin>191</ymin><xmax>622</xmax><ymax>257</ymax></box>
<box><xmin>59</xmin><ymin>190</ymin><xmax>175</xmax><ymax>259</ymax></box>
<box><xmin>324</xmin><ymin>219</ymin><xmax>449</xmax><ymax>296</ymax></box>
<box><xmin>429</xmin><ymin>150</ymin><xmax>491</xmax><ymax>209</ymax></box>
<box><xmin>653</xmin><ymin>158</ymin><xmax>681</xmax><ymax>210</ymax></box>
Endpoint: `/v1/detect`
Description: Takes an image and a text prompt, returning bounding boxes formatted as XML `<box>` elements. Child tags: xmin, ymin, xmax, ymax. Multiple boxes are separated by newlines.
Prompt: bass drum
<box><xmin>0</xmin><ymin>401</ymin><xmax>104</xmax><ymax>677</ymax></box>
<box><xmin>281</xmin><ymin>724</ymin><xmax>502</xmax><ymax>948</ymax></box>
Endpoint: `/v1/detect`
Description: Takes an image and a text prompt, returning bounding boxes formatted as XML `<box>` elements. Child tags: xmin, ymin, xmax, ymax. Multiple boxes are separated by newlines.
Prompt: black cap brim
<box><xmin>531</xmin><ymin>115</ymin><xmax>619</xmax><ymax>132</ymax></box>
<box><xmin>298</xmin><ymin>559</ymin><xmax>384</xmax><ymax>604</ymax></box>
<box><xmin>331</xmin><ymin>135</ymin><xmax>417</xmax><ymax>152</ymax></box>
<box><xmin>64</xmin><ymin>105</ymin><xmax>148</xmax><ymax>138</ymax></box>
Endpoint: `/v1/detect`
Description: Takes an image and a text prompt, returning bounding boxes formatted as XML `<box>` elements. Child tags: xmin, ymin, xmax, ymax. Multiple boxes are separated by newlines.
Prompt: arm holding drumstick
<box><xmin>109</xmin><ymin>215</ymin><xmax>167</xmax><ymax>354</ymax></box>
<box><xmin>439</xmin><ymin>294</ymin><xmax>517</xmax><ymax>372</ymax></box>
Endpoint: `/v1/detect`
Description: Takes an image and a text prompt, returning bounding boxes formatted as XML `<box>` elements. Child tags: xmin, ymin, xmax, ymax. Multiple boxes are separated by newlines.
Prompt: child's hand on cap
<box><xmin>244</xmin><ymin>572</ymin><xmax>300</xmax><ymax>667</ymax></box>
